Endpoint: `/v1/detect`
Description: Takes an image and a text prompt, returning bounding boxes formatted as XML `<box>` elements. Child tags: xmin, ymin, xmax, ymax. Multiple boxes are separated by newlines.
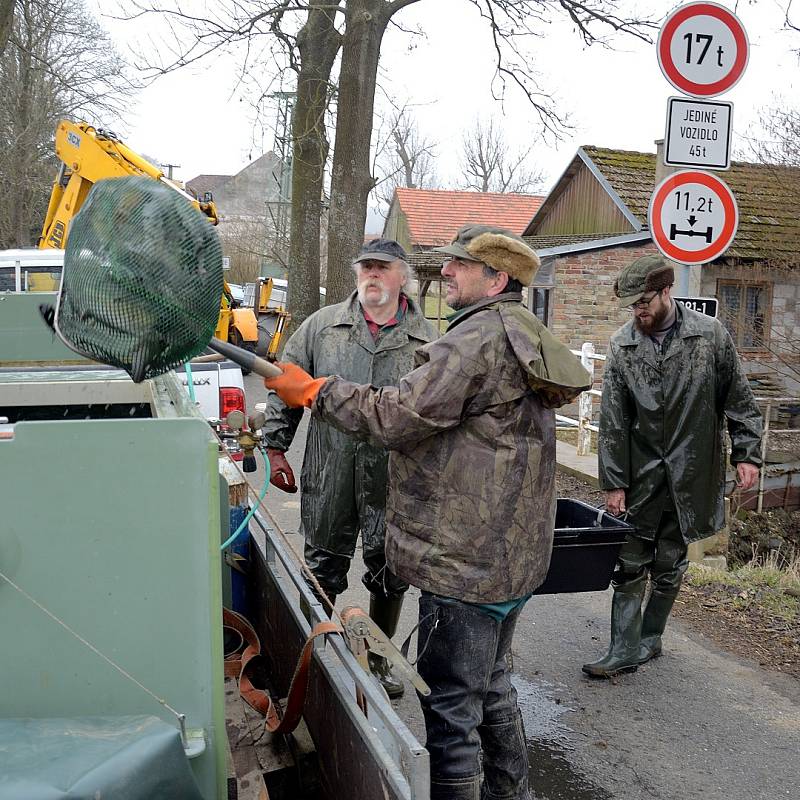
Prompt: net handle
<box><xmin>208</xmin><ymin>338</ymin><xmax>283</xmax><ymax>379</ymax></box>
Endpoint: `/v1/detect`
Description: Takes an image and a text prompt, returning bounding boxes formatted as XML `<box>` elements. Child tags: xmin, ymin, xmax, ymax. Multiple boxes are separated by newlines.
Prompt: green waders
<box><xmin>583</xmin><ymin>505</ymin><xmax>688</xmax><ymax>678</ymax></box>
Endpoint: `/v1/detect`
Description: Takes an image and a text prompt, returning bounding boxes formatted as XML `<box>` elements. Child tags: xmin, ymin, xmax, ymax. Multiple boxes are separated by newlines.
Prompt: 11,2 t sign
<box><xmin>648</xmin><ymin>170</ymin><xmax>738</xmax><ymax>265</ymax></box>
<box><xmin>657</xmin><ymin>2</ymin><xmax>749</xmax><ymax>97</ymax></box>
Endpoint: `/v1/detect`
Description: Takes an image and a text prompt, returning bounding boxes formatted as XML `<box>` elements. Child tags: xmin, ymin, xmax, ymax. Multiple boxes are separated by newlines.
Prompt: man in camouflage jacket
<box><xmin>265</xmin><ymin>225</ymin><xmax>591</xmax><ymax>800</ymax></box>
<box><xmin>584</xmin><ymin>254</ymin><xmax>762</xmax><ymax>678</ymax></box>
<box><xmin>261</xmin><ymin>238</ymin><xmax>437</xmax><ymax>698</ymax></box>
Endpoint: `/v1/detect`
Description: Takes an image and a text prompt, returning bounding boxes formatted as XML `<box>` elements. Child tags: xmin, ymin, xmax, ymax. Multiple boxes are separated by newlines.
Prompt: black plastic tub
<box><xmin>532</xmin><ymin>498</ymin><xmax>634</xmax><ymax>595</ymax></box>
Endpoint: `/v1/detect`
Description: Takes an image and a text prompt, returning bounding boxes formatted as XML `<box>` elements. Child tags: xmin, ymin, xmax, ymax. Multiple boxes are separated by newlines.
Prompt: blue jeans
<box><xmin>417</xmin><ymin>593</ymin><xmax>531</xmax><ymax>800</ymax></box>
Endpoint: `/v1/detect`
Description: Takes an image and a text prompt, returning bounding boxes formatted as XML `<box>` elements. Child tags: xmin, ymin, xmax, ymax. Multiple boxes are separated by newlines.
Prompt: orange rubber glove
<box><xmin>264</xmin><ymin>362</ymin><xmax>328</xmax><ymax>409</ymax></box>
<box><xmin>266</xmin><ymin>448</ymin><xmax>297</xmax><ymax>493</ymax></box>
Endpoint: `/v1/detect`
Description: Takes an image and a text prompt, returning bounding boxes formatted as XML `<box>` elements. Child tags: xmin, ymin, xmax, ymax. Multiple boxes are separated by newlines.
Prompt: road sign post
<box><xmin>664</xmin><ymin>96</ymin><xmax>732</xmax><ymax>169</ymax></box>
<box><xmin>648</xmin><ymin>170</ymin><xmax>738</xmax><ymax>265</ymax></box>
<box><xmin>657</xmin><ymin>2</ymin><xmax>749</xmax><ymax>98</ymax></box>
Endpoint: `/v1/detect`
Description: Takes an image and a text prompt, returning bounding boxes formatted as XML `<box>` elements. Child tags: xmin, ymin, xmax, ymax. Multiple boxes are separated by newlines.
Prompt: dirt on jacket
<box><xmin>314</xmin><ymin>293</ymin><xmax>591</xmax><ymax>603</ymax></box>
<box><xmin>598</xmin><ymin>303</ymin><xmax>762</xmax><ymax>541</ymax></box>
<box><xmin>261</xmin><ymin>291</ymin><xmax>437</xmax><ymax>557</ymax></box>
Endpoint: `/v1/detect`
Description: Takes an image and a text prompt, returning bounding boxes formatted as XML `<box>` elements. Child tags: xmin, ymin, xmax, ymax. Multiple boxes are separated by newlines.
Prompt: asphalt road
<box><xmin>244</xmin><ymin>373</ymin><xmax>800</xmax><ymax>800</ymax></box>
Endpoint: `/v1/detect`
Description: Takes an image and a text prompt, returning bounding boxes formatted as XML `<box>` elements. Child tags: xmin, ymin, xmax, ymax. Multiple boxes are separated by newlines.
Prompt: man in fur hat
<box><xmin>264</xmin><ymin>224</ymin><xmax>591</xmax><ymax>800</ymax></box>
<box><xmin>584</xmin><ymin>253</ymin><xmax>762</xmax><ymax>678</ymax></box>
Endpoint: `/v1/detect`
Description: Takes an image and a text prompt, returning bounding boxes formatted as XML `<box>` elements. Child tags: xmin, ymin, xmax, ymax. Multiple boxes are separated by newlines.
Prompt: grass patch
<box><xmin>687</xmin><ymin>551</ymin><xmax>800</xmax><ymax>623</ymax></box>
<box><xmin>422</xmin><ymin>292</ymin><xmax>454</xmax><ymax>334</ymax></box>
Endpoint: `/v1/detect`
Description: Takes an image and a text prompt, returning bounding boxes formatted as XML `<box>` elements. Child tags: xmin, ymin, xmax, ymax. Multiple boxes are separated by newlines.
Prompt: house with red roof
<box><xmin>382</xmin><ymin>188</ymin><xmax>544</xmax><ymax>252</ymax></box>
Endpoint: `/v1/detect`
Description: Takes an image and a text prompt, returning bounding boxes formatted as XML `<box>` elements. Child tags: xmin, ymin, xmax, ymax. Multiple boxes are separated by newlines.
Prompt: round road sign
<box><xmin>648</xmin><ymin>170</ymin><xmax>738</xmax><ymax>265</ymax></box>
<box><xmin>657</xmin><ymin>2</ymin><xmax>749</xmax><ymax>97</ymax></box>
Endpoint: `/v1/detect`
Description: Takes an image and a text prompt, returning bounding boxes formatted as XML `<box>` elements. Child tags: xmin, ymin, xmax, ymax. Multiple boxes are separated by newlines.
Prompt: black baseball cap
<box><xmin>353</xmin><ymin>238</ymin><xmax>407</xmax><ymax>264</ymax></box>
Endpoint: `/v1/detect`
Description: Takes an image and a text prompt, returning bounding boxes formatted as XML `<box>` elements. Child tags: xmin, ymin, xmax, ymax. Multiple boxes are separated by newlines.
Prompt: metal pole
<box><xmin>577</xmin><ymin>342</ymin><xmax>594</xmax><ymax>456</ymax></box>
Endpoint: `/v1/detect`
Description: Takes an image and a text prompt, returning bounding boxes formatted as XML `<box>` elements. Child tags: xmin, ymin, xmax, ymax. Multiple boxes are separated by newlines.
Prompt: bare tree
<box><xmin>372</xmin><ymin>105</ymin><xmax>438</xmax><ymax>211</ymax></box>
<box><xmin>459</xmin><ymin>117</ymin><xmax>544</xmax><ymax>193</ymax></box>
<box><xmin>325</xmin><ymin>0</ymin><xmax>423</xmax><ymax>304</ymax></box>
<box><xmin>114</xmin><ymin>0</ymin><xmax>655</xmax><ymax>309</ymax></box>
<box><xmin>0</xmin><ymin>0</ymin><xmax>14</xmax><ymax>56</ymax></box>
<box><xmin>744</xmin><ymin>100</ymin><xmax>800</xmax><ymax>167</ymax></box>
<box><xmin>118</xmin><ymin>0</ymin><xmax>341</xmax><ymax>328</ymax></box>
<box><xmin>0</xmin><ymin>0</ymin><xmax>134</xmax><ymax>248</ymax></box>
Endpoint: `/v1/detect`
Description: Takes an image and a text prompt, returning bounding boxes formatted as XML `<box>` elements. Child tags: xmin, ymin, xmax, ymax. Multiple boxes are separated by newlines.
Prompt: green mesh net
<box><xmin>54</xmin><ymin>176</ymin><xmax>223</xmax><ymax>382</ymax></box>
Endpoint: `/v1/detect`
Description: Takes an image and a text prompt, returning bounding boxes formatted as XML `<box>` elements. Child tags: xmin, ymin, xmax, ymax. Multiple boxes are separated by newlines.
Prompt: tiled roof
<box><xmin>582</xmin><ymin>146</ymin><xmax>800</xmax><ymax>262</ymax></box>
<box><xmin>393</xmin><ymin>188</ymin><xmax>544</xmax><ymax>246</ymax></box>
<box><xmin>186</xmin><ymin>173</ymin><xmax>231</xmax><ymax>198</ymax></box>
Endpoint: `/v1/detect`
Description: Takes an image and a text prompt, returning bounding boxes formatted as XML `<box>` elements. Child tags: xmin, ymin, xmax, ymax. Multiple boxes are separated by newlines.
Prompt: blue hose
<box><xmin>184</xmin><ymin>362</ymin><xmax>196</xmax><ymax>403</ymax></box>
<box><xmin>220</xmin><ymin>447</ymin><xmax>270</xmax><ymax>551</ymax></box>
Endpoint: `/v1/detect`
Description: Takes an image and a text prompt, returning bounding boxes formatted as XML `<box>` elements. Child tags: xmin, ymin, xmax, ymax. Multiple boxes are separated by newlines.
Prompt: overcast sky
<box><xmin>91</xmin><ymin>1</ymin><xmax>800</xmax><ymax>231</ymax></box>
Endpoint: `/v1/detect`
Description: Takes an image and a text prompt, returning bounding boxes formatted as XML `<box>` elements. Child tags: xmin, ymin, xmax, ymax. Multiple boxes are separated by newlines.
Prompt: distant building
<box><xmin>187</xmin><ymin>153</ymin><xmax>284</xmax><ymax>224</ymax></box>
<box><xmin>383</xmin><ymin>187</ymin><xmax>544</xmax><ymax>252</ymax></box>
<box><xmin>187</xmin><ymin>153</ymin><xmax>287</xmax><ymax>280</ymax></box>
<box><xmin>409</xmin><ymin>146</ymin><xmax>800</xmax><ymax>396</ymax></box>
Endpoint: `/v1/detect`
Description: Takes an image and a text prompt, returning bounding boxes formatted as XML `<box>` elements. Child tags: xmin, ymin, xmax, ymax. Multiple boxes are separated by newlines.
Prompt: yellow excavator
<box><xmin>37</xmin><ymin>119</ymin><xmax>284</xmax><ymax>356</ymax></box>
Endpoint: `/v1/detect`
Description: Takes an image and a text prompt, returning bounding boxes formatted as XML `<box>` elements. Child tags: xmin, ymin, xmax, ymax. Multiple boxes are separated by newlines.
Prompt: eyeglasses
<box><xmin>629</xmin><ymin>291</ymin><xmax>661</xmax><ymax>310</ymax></box>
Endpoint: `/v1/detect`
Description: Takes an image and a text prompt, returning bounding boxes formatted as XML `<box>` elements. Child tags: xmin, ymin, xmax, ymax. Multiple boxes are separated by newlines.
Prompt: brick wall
<box><xmin>550</xmin><ymin>242</ymin><xmax>660</xmax><ymax>356</ymax></box>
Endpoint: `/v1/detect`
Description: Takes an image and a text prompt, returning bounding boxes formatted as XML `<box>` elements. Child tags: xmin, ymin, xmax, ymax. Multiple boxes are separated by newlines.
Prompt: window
<box><xmin>717</xmin><ymin>280</ymin><xmax>770</xmax><ymax>350</ymax></box>
<box><xmin>528</xmin><ymin>255</ymin><xmax>554</xmax><ymax>325</ymax></box>
<box><xmin>529</xmin><ymin>288</ymin><xmax>551</xmax><ymax>325</ymax></box>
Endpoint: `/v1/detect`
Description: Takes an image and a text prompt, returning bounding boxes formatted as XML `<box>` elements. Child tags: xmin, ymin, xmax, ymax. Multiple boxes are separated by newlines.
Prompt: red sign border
<box><xmin>658</xmin><ymin>2</ymin><xmax>749</xmax><ymax>97</ymax></box>
<box><xmin>648</xmin><ymin>170</ymin><xmax>739</xmax><ymax>265</ymax></box>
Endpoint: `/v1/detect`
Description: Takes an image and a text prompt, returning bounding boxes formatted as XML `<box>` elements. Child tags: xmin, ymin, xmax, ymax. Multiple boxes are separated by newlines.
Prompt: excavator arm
<box><xmin>37</xmin><ymin>120</ymin><xmax>264</xmax><ymax>351</ymax></box>
<box><xmin>39</xmin><ymin>120</ymin><xmax>217</xmax><ymax>250</ymax></box>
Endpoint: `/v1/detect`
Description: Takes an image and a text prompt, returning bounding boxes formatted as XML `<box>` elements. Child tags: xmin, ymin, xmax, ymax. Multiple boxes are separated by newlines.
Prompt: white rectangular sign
<box><xmin>664</xmin><ymin>97</ymin><xmax>733</xmax><ymax>170</ymax></box>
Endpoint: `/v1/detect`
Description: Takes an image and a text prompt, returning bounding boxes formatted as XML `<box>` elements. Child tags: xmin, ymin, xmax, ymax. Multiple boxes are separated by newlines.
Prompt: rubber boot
<box><xmin>638</xmin><ymin>589</ymin><xmax>678</xmax><ymax>665</ymax></box>
<box><xmin>582</xmin><ymin>577</ymin><xmax>646</xmax><ymax>678</ymax></box>
<box><xmin>367</xmin><ymin>593</ymin><xmax>405</xmax><ymax>699</ymax></box>
<box><xmin>429</xmin><ymin>774</ymin><xmax>481</xmax><ymax>800</ymax></box>
<box><xmin>299</xmin><ymin>591</ymin><xmax>337</xmax><ymax>625</ymax></box>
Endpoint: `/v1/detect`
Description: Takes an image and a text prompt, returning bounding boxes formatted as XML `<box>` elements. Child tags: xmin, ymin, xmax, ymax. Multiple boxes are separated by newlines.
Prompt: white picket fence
<box><xmin>558</xmin><ymin>342</ymin><xmax>800</xmax><ymax>513</ymax></box>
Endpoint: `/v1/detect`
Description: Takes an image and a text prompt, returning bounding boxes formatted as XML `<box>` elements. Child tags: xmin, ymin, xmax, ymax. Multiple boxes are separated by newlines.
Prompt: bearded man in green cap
<box><xmin>265</xmin><ymin>224</ymin><xmax>591</xmax><ymax>800</ymax></box>
<box><xmin>583</xmin><ymin>253</ymin><xmax>762</xmax><ymax>679</ymax></box>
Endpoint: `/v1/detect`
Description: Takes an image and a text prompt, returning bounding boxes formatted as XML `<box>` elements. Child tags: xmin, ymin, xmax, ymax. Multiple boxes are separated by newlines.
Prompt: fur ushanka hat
<box><xmin>434</xmin><ymin>224</ymin><xmax>541</xmax><ymax>285</ymax></box>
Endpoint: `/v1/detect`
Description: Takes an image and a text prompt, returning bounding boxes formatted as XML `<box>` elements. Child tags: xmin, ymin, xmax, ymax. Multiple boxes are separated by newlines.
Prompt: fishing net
<box><xmin>53</xmin><ymin>176</ymin><xmax>223</xmax><ymax>382</ymax></box>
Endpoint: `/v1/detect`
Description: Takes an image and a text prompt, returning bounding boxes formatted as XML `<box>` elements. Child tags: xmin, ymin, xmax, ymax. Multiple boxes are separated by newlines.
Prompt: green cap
<box><xmin>614</xmin><ymin>254</ymin><xmax>675</xmax><ymax>307</ymax></box>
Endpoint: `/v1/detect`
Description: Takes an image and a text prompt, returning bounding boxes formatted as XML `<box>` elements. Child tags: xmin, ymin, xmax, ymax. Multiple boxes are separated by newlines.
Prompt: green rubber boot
<box><xmin>638</xmin><ymin>589</ymin><xmax>679</xmax><ymax>665</ymax></box>
<box><xmin>582</xmin><ymin>577</ymin><xmax>646</xmax><ymax>678</ymax></box>
<box><xmin>367</xmin><ymin>593</ymin><xmax>405</xmax><ymax>699</ymax></box>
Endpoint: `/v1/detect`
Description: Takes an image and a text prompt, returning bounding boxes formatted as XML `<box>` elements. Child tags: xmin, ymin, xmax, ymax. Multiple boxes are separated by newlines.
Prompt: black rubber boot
<box><xmin>638</xmin><ymin>589</ymin><xmax>679</xmax><ymax>665</ymax></box>
<box><xmin>367</xmin><ymin>593</ymin><xmax>405</xmax><ymax>699</ymax></box>
<box><xmin>430</xmin><ymin>775</ymin><xmax>481</xmax><ymax>800</ymax></box>
<box><xmin>299</xmin><ymin>590</ymin><xmax>337</xmax><ymax>624</ymax></box>
<box><xmin>582</xmin><ymin>577</ymin><xmax>646</xmax><ymax>678</ymax></box>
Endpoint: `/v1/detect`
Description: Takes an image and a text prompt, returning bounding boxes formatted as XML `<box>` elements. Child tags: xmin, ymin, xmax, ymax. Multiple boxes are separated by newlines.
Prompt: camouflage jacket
<box><xmin>313</xmin><ymin>293</ymin><xmax>591</xmax><ymax>603</ymax></box>
<box><xmin>598</xmin><ymin>303</ymin><xmax>762</xmax><ymax>541</ymax></box>
<box><xmin>262</xmin><ymin>291</ymin><xmax>437</xmax><ymax>556</ymax></box>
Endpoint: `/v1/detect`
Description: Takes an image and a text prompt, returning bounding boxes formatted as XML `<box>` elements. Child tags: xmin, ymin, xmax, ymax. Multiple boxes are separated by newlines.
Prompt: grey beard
<box><xmin>358</xmin><ymin>284</ymin><xmax>391</xmax><ymax>307</ymax></box>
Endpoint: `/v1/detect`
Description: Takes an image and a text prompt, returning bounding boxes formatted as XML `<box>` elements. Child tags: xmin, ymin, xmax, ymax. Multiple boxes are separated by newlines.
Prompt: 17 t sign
<box><xmin>658</xmin><ymin>2</ymin><xmax>749</xmax><ymax>97</ymax></box>
<box><xmin>648</xmin><ymin>170</ymin><xmax>738</xmax><ymax>265</ymax></box>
